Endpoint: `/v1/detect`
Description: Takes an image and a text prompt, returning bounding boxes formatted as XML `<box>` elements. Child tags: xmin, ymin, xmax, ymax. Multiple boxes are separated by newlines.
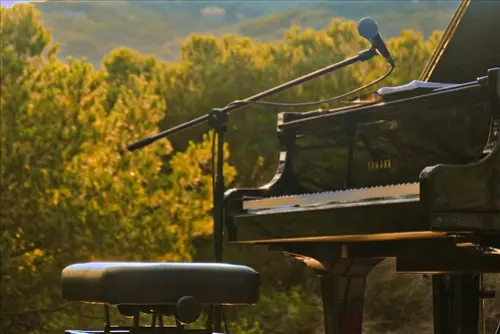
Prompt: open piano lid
<box><xmin>350</xmin><ymin>0</ymin><xmax>500</xmax><ymax>103</ymax></box>
<box><xmin>419</xmin><ymin>0</ymin><xmax>500</xmax><ymax>83</ymax></box>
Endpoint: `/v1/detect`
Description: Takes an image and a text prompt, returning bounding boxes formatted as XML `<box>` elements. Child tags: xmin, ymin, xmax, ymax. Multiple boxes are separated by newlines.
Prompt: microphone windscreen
<box><xmin>357</xmin><ymin>17</ymin><xmax>379</xmax><ymax>40</ymax></box>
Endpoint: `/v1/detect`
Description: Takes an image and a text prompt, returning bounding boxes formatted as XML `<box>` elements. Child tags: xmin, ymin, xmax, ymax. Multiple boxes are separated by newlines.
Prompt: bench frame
<box><xmin>64</xmin><ymin>304</ymin><xmax>220</xmax><ymax>334</ymax></box>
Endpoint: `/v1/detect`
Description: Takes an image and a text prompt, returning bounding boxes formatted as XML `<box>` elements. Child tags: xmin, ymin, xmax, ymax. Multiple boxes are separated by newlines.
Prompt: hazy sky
<box><xmin>1</xmin><ymin>0</ymin><xmax>43</xmax><ymax>7</ymax></box>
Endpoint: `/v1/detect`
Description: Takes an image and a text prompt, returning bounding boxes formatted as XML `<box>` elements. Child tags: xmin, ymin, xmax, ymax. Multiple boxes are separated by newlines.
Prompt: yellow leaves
<box><xmin>158</xmin><ymin>252</ymin><xmax>189</xmax><ymax>262</ymax></box>
<box><xmin>0</xmin><ymin>4</ymin><xmax>52</xmax><ymax>59</ymax></box>
<box><xmin>181</xmin><ymin>34</ymin><xmax>223</xmax><ymax>64</ymax></box>
<box><xmin>24</xmin><ymin>248</ymin><xmax>44</xmax><ymax>262</ymax></box>
<box><xmin>17</xmin><ymin>248</ymin><xmax>47</xmax><ymax>273</ymax></box>
<box><xmin>191</xmin><ymin>217</ymin><xmax>213</xmax><ymax>238</ymax></box>
<box><xmin>52</xmin><ymin>190</ymin><xmax>60</xmax><ymax>206</ymax></box>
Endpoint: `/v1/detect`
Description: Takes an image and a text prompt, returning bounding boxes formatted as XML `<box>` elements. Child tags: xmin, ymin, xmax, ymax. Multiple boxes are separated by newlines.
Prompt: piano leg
<box><xmin>317</xmin><ymin>259</ymin><xmax>382</xmax><ymax>334</ymax></box>
<box><xmin>432</xmin><ymin>273</ymin><xmax>480</xmax><ymax>334</ymax></box>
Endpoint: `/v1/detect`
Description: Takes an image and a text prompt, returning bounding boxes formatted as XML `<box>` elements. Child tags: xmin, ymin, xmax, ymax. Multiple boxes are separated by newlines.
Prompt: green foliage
<box><xmin>0</xmin><ymin>3</ymin><xmax>55</xmax><ymax>78</ymax></box>
<box><xmin>2</xmin><ymin>3</ymin><xmax>499</xmax><ymax>334</ymax></box>
<box><xmin>1</xmin><ymin>4</ymin><xmax>232</xmax><ymax>333</ymax></box>
<box><xmin>229</xmin><ymin>319</ymin><xmax>264</xmax><ymax>334</ymax></box>
<box><xmin>236</xmin><ymin>286</ymin><xmax>323</xmax><ymax>334</ymax></box>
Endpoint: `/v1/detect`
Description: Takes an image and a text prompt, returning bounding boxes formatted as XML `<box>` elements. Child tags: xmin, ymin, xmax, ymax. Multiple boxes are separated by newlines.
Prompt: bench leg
<box><xmin>318</xmin><ymin>259</ymin><xmax>381</xmax><ymax>334</ymax></box>
<box><xmin>432</xmin><ymin>273</ymin><xmax>480</xmax><ymax>334</ymax></box>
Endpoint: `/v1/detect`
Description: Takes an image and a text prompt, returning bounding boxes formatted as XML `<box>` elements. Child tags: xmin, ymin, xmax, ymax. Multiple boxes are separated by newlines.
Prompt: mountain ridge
<box><xmin>33</xmin><ymin>1</ymin><xmax>460</xmax><ymax>65</ymax></box>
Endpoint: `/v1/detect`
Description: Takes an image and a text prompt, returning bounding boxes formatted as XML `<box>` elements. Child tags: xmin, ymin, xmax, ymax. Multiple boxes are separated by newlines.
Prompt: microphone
<box><xmin>357</xmin><ymin>17</ymin><xmax>395</xmax><ymax>66</ymax></box>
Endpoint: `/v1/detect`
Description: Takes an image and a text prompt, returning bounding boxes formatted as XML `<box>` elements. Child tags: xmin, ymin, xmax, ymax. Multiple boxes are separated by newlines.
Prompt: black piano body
<box><xmin>227</xmin><ymin>77</ymin><xmax>499</xmax><ymax>246</ymax></box>
<box><xmin>224</xmin><ymin>1</ymin><xmax>500</xmax><ymax>333</ymax></box>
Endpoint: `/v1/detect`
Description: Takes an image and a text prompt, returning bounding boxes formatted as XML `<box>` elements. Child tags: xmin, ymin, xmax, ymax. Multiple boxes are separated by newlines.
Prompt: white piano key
<box><xmin>242</xmin><ymin>183</ymin><xmax>420</xmax><ymax>211</ymax></box>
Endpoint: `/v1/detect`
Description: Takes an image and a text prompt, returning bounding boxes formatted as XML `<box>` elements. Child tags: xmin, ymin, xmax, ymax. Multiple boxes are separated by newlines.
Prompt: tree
<box><xmin>1</xmin><ymin>5</ymin><xmax>234</xmax><ymax>333</ymax></box>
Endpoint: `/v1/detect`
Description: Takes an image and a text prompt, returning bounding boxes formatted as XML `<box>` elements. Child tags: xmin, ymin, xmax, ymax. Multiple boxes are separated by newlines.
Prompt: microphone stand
<box><xmin>128</xmin><ymin>48</ymin><xmax>378</xmax><ymax>333</ymax></box>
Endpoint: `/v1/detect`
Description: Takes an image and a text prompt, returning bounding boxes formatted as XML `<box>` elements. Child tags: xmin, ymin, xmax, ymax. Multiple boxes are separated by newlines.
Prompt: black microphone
<box><xmin>357</xmin><ymin>17</ymin><xmax>395</xmax><ymax>66</ymax></box>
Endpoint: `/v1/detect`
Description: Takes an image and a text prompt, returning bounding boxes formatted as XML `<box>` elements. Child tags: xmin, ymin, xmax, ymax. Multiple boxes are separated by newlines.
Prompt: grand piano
<box><xmin>224</xmin><ymin>0</ymin><xmax>500</xmax><ymax>333</ymax></box>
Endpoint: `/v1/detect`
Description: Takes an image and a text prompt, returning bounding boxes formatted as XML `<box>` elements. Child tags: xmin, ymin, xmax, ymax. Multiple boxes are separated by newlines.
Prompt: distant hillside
<box><xmin>34</xmin><ymin>0</ymin><xmax>460</xmax><ymax>66</ymax></box>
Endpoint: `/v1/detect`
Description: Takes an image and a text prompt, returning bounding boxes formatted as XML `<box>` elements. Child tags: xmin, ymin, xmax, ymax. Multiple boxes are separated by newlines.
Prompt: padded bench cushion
<box><xmin>61</xmin><ymin>262</ymin><xmax>259</xmax><ymax>305</ymax></box>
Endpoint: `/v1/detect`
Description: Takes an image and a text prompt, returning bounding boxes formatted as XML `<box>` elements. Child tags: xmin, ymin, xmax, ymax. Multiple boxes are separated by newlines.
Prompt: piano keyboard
<box><xmin>242</xmin><ymin>183</ymin><xmax>420</xmax><ymax>211</ymax></box>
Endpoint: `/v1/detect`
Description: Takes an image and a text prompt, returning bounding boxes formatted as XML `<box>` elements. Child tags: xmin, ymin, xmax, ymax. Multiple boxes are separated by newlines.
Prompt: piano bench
<box><xmin>61</xmin><ymin>262</ymin><xmax>260</xmax><ymax>307</ymax></box>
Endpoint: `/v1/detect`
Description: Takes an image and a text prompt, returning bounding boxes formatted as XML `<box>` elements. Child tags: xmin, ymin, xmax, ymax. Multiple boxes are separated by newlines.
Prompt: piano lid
<box><xmin>420</xmin><ymin>0</ymin><xmax>500</xmax><ymax>83</ymax></box>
